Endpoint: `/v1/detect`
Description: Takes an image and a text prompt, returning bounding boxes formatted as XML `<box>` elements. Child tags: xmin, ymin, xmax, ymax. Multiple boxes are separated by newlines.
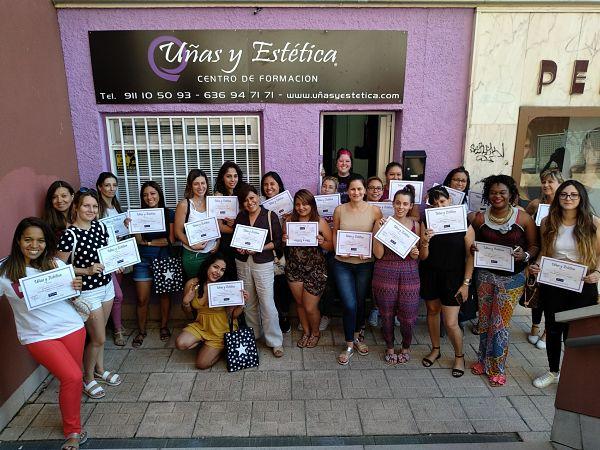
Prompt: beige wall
<box><xmin>0</xmin><ymin>0</ymin><xmax>79</xmax><ymax>407</ymax></box>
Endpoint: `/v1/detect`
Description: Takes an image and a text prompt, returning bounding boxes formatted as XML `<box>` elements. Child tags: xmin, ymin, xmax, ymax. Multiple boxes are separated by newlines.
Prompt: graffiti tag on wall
<box><xmin>469</xmin><ymin>142</ymin><xmax>505</xmax><ymax>163</ymax></box>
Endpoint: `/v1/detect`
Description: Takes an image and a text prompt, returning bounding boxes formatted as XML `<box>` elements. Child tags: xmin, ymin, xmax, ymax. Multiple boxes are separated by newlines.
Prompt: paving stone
<box><xmin>241</xmin><ymin>371</ymin><xmax>291</xmax><ymax>400</ymax></box>
<box><xmin>136</xmin><ymin>401</ymin><xmax>200</xmax><ymax>437</ymax></box>
<box><xmin>165</xmin><ymin>347</ymin><xmax>198</xmax><ymax>372</ymax></box>
<box><xmin>84</xmin><ymin>402</ymin><xmax>147</xmax><ymax>438</ymax></box>
<box><xmin>357</xmin><ymin>398</ymin><xmax>418</xmax><ymax>435</ymax></box>
<box><xmin>118</xmin><ymin>348</ymin><xmax>172</xmax><ymax>372</ymax></box>
<box><xmin>518</xmin><ymin>431</ymin><xmax>552</xmax><ymax>442</ymax></box>
<box><xmin>103</xmin><ymin>348</ymin><xmax>130</xmax><ymax>373</ymax></box>
<box><xmin>86</xmin><ymin>373</ymin><xmax>148</xmax><ymax>403</ymax></box>
<box><xmin>0</xmin><ymin>404</ymin><xmax>43</xmax><ymax>440</ymax></box>
<box><xmin>459</xmin><ymin>397</ymin><xmax>529</xmax><ymax>433</ymax></box>
<box><xmin>507</xmin><ymin>366</ymin><xmax>548</xmax><ymax>396</ymax></box>
<box><xmin>250</xmin><ymin>400</ymin><xmax>306</xmax><ymax>436</ymax></box>
<box><xmin>385</xmin><ymin>369</ymin><xmax>443</xmax><ymax>398</ymax></box>
<box><xmin>532</xmin><ymin>395</ymin><xmax>557</xmax><ymax>422</ymax></box>
<box><xmin>508</xmin><ymin>396</ymin><xmax>552</xmax><ymax>431</ymax></box>
<box><xmin>305</xmin><ymin>399</ymin><xmax>362</xmax><ymax>436</ymax></box>
<box><xmin>291</xmin><ymin>370</ymin><xmax>342</xmax><ymax>400</ymax></box>
<box><xmin>339</xmin><ymin>369</ymin><xmax>391</xmax><ymax>399</ymax></box>
<box><xmin>139</xmin><ymin>372</ymin><xmax>196</xmax><ymax>401</ymax></box>
<box><xmin>190</xmin><ymin>372</ymin><xmax>243</xmax><ymax>401</ymax></box>
<box><xmin>19</xmin><ymin>403</ymin><xmax>95</xmax><ymax>440</ymax></box>
<box><xmin>257</xmin><ymin>345</ymin><xmax>303</xmax><ymax>371</ymax></box>
<box><xmin>192</xmin><ymin>401</ymin><xmax>252</xmax><ymax>437</ymax></box>
<box><xmin>408</xmin><ymin>397</ymin><xmax>474</xmax><ymax>433</ymax></box>
<box><xmin>432</xmin><ymin>368</ymin><xmax>492</xmax><ymax>397</ymax></box>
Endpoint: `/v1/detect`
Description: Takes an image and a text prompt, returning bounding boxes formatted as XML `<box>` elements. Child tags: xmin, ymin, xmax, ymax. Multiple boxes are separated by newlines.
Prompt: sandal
<box><xmin>61</xmin><ymin>430</ymin><xmax>88</xmax><ymax>450</ymax></box>
<box><xmin>452</xmin><ymin>354</ymin><xmax>465</xmax><ymax>378</ymax></box>
<box><xmin>357</xmin><ymin>327</ymin><xmax>366</xmax><ymax>342</ymax></box>
<box><xmin>272</xmin><ymin>346</ymin><xmax>284</xmax><ymax>358</ymax></box>
<box><xmin>397</xmin><ymin>351</ymin><xmax>411</xmax><ymax>364</ymax></box>
<box><xmin>306</xmin><ymin>334</ymin><xmax>320</xmax><ymax>348</ymax></box>
<box><xmin>384</xmin><ymin>352</ymin><xmax>398</xmax><ymax>366</ymax></box>
<box><xmin>113</xmin><ymin>329</ymin><xmax>126</xmax><ymax>347</ymax></box>
<box><xmin>297</xmin><ymin>334</ymin><xmax>310</xmax><ymax>348</ymax></box>
<box><xmin>488</xmin><ymin>374</ymin><xmax>506</xmax><ymax>386</ymax></box>
<box><xmin>471</xmin><ymin>320</ymin><xmax>481</xmax><ymax>335</ymax></box>
<box><xmin>422</xmin><ymin>346</ymin><xmax>441</xmax><ymax>367</ymax></box>
<box><xmin>470</xmin><ymin>361</ymin><xmax>485</xmax><ymax>375</ymax></box>
<box><xmin>337</xmin><ymin>346</ymin><xmax>354</xmax><ymax>365</ymax></box>
<box><xmin>83</xmin><ymin>380</ymin><xmax>105</xmax><ymax>399</ymax></box>
<box><xmin>132</xmin><ymin>331</ymin><xmax>147</xmax><ymax>348</ymax></box>
<box><xmin>160</xmin><ymin>327</ymin><xmax>171</xmax><ymax>341</ymax></box>
<box><xmin>353</xmin><ymin>338</ymin><xmax>369</xmax><ymax>355</ymax></box>
<box><xmin>94</xmin><ymin>370</ymin><xmax>122</xmax><ymax>386</ymax></box>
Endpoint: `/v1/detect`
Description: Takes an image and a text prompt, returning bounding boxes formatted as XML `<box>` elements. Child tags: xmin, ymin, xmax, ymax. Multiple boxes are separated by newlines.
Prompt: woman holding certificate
<box><xmin>334</xmin><ymin>148</ymin><xmax>353</xmax><ymax>204</ymax></box>
<box><xmin>233</xmin><ymin>184</ymin><xmax>285</xmax><ymax>357</ymax></box>
<box><xmin>131</xmin><ymin>181</ymin><xmax>176</xmax><ymax>346</ymax></box>
<box><xmin>1</xmin><ymin>218</ymin><xmax>86</xmax><ymax>450</ymax></box>
<box><xmin>42</xmin><ymin>180</ymin><xmax>75</xmax><ymax>237</ymax></box>
<box><xmin>283</xmin><ymin>189</ymin><xmax>333</xmax><ymax>348</ymax></box>
<box><xmin>57</xmin><ymin>189</ymin><xmax>121</xmax><ymax>400</ymax></box>
<box><xmin>333</xmin><ymin>175</ymin><xmax>382</xmax><ymax>365</ymax></box>
<box><xmin>470</xmin><ymin>175</ymin><xmax>538</xmax><ymax>386</ymax></box>
<box><xmin>372</xmin><ymin>185</ymin><xmax>421</xmax><ymax>365</ymax></box>
<box><xmin>442</xmin><ymin>166</ymin><xmax>471</xmax><ymax>204</ymax></box>
<box><xmin>529</xmin><ymin>180</ymin><xmax>600</xmax><ymax>388</ymax></box>
<box><xmin>380</xmin><ymin>161</ymin><xmax>420</xmax><ymax>219</ymax></box>
<box><xmin>175</xmin><ymin>169</ymin><xmax>218</xmax><ymax>280</ymax></box>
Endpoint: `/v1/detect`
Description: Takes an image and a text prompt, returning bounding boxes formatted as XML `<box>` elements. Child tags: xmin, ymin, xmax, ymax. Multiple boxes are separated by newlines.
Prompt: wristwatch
<box><xmin>463</xmin><ymin>278</ymin><xmax>471</xmax><ymax>286</ymax></box>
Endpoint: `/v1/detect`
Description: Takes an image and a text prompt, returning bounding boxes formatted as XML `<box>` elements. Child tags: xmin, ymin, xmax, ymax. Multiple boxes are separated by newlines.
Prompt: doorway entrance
<box><xmin>321</xmin><ymin>113</ymin><xmax>395</xmax><ymax>181</ymax></box>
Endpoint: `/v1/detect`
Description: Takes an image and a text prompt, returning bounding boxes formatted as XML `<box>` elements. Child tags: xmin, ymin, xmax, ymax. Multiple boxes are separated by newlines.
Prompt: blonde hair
<box><xmin>321</xmin><ymin>176</ymin><xmax>338</xmax><ymax>190</ymax></box>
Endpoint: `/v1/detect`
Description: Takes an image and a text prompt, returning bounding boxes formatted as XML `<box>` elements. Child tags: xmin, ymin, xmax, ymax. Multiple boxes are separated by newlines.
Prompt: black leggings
<box><xmin>531</xmin><ymin>304</ymin><xmax>544</xmax><ymax>326</ymax></box>
<box><xmin>541</xmin><ymin>282</ymin><xmax>597</xmax><ymax>373</ymax></box>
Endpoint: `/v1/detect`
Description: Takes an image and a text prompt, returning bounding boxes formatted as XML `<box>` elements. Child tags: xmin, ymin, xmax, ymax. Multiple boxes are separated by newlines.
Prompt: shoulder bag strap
<box><xmin>267</xmin><ymin>210</ymin><xmax>277</xmax><ymax>260</ymax></box>
<box><xmin>66</xmin><ymin>228</ymin><xmax>78</xmax><ymax>264</ymax></box>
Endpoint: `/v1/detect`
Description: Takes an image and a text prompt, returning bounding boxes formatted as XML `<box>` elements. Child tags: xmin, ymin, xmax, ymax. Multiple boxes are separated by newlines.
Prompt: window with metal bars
<box><xmin>105</xmin><ymin>115</ymin><xmax>262</xmax><ymax>209</ymax></box>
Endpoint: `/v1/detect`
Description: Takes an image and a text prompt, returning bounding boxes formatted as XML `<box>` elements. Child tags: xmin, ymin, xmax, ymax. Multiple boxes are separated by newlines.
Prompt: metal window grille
<box><xmin>106</xmin><ymin>115</ymin><xmax>261</xmax><ymax>208</ymax></box>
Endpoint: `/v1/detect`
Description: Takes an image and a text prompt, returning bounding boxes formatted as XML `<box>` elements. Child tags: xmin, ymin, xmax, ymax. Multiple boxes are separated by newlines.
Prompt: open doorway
<box><xmin>321</xmin><ymin>113</ymin><xmax>394</xmax><ymax>181</ymax></box>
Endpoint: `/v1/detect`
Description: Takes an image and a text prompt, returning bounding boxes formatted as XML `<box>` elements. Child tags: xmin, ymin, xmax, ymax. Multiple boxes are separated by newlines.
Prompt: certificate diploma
<box><xmin>286</xmin><ymin>222</ymin><xmax>319</xmax><ymax>247</ymax></box>
<box><xmin>336</xmin><ymin>231</ymin><xmax>373</xmax><ymax>258</ymax></box>
<box><xmin>389</xmin><ymin>180</ymin><xmax>424</xmax><ymax>204</ymax></box>
<box><xmin>537</xmin><ymin>256</ymin><xmax>587</xmax><ymax>293</ymax></box>
<box><xmin>128</xmin><ymin>208</ymin><xmax>166</xmax><ymax>233</ymax></box>
<box><xmin>207</xmin><ymin>196</ymin><xmax>239</xmax><ymax>219</ymax></box>
<box><xmin>315</xmin><ymin>194</ymin><xmax>340</xmax><ymax>217</ymax></box>
<box><xmin>468</xmin><ymin>191</ymin><xmax>486</xmax><ymax>213</ymax></box>
<box><xmin>99</xmin><ymin>212</ymin><xmax>129</xmax><ymax>238</ymax></box>
<box><xmin>368</xmin><ymin>202</ymin><xmax>394</xmax><ymax>218</ymax></box>
<box><xmin>431</xmin><ymin>183</ymin><xmax>465</xmax><ymax>206</ymax></box>
<box><xmin>261</xmin><ymin>190</ymin><xmax>294</xmax><ymax>217</ymax></box>
<box><xmin>184</xmin><ymin>217</ymin><xmax>221</xmax><ymax>246</ymax></box>
<box><xmin>231</xmin><ymin>225</ymin><xmax>268</xmax><ymax>253</ymax></box>
<box><xmin>374</xmin><ymin>217</ymin><xmax>420</xmax><ymax>258</ymax></box>
<box><xmin>535</xmin><ymin>204</ymin><xmax>550</xmax><ymax>227</ymax></box>
<box><xmin>474</xmin><ymin>241</ymin><xmax>514</xmax><ymax>272</ymax></box>
<box><xmin>98</xmin><ymin>237</ymin><xmax>141</xmax><ymax>275</ymax></box>
<box><xmin>425</xmin><ymin>205</ymin><xmax>468</xmax><ymax>235</ymax></box>
<box><xmin>208</xmin><ymin>281</ymin><xmax>245</xmax><ymax>308</ymax></box>
<box><xmin>19</xmin><ymin>265</ymin><xmax>79</xmax><ymax>311</ymax></box>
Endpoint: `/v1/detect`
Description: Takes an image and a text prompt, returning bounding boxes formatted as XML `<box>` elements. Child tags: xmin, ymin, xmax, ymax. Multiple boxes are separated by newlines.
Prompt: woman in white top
<box><xmin>175</xmin><ymin>169</ymin><xmax>219</xmax><ymax>280</ymax></box>
<box><xmin>529</xmin><ymin>180</ymin><xmax>600</xmax><ymax>388</ymax></box>
<box><xmin>0</xmin><ymin>218</ymin><xmax>86</xmax><ymax>450</ymax></box>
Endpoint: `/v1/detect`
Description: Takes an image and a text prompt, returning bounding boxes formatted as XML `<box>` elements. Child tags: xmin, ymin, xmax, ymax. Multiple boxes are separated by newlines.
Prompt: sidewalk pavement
<box><xmin>0</xmin><ymin>305</ymin><xmax>557</xmax><ymax>447</ymax></box>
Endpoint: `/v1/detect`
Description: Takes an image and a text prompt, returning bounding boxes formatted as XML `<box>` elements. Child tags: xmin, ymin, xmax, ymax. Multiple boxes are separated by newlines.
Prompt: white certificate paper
<box><xmin>537</xmin><ymin>256</ymin><xmax>587</xmax><ymax>293</ymax></box>
<box><xmin>207</xmin><ymin>281</ymin><xmax>245</xmax><ymax>308</ymax></box>
<box><xmin>231</xmin><ymin>225</ymin><xmax>268</xmax><ymax>253</ymax></box>
<box><xmin>286</xmin><ymin>222</ymin><xmax>319</xmax><ymax>247</ymax></box>
<box><xmin>535</xmin><ymin>204</ymin><xmax>550</xmax><ymax>227</ymax></box>
<box><xmin>207</xmin><ymin>196</ymin><xmax>239</xmax><ymax>219</ymax></box>
<box><xmin>431</xmin><ymin>183</ymin><xmax>465</xmax><ymax>206</ymax></box>
<box><xmin>374</xmin><ymin>217</ymin><xmax>420</xmax><ymax>258</ymax></box>
<box><xmin>99</xmin><ymin>212</ymin><xmax>129</xmax><ymax>238</ymax></box>
<box><xmin>368</xmin><ymin>202</ymin><xmax>394</xmax><ymax>218</ymax></box>
<box><xmin>98</xmin><ymin>237</ymin><xmax>141</xmax><ymax>275</ymax></box>
<box><xmin>336</xmin><ymin>231</ymin><xmax>373</xmax><ymax>258</ymax></box>
<box><xmin>19</xmin><ymin>265</ymin><xmax>79</xmax><ymax>311</ymax></box>
<box><xmin>468</xmin><ymin>191</ymin><xmax>486</xmax><ymax>213</ymax></box>
<box><xmin>261</xmin><ymin>190</ymin><xmax>294</xmax><ymax>217</ymax></box>
<box><xmin>425</xmin><ymin>205</ymin><xmax>468</xmax><ymax>235</ymax></box>
<box><xmin>128</xmin><ymin>208</ymin><xmax>166</xmax><ymax>233</ymax></box>
<box><xmin>474</xmin><ymin>241</ymin><xmax>514</xmax><ymax>272</ymax></box>
<box><xmin>315</xmin><ymin>194</ymin><xmax>341</xmax><ymax>217</ymax></box>
<box><xmin>389</xmin><ymin>180</ymin><xmax>424</xmax><ymax>204</ymax></box>
<box><xmin>184</xmin><ymin>217</ymin><xmax>221</xmax><ymax>246</ymax></box>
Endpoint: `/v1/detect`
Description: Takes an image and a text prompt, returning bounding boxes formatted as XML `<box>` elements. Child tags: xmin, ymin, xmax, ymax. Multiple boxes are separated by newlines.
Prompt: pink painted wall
<box><xmin>57</xmin><ymin>7</ymin><xmax>473</xmax><ymax>195</ymax></box>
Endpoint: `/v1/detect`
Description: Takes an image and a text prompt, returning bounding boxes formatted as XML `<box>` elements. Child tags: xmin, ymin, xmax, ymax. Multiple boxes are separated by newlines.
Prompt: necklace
<box><xmin>488</xmin><ymin>207</ymin><xmax>513</xmax><ymax>225</ymax></box>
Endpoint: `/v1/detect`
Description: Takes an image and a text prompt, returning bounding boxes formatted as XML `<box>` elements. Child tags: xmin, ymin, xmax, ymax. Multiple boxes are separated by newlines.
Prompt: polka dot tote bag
<box><xmin>224</xmin><ymin>313</ymin><xmax>259</xmax><ymax>372</ymax></box>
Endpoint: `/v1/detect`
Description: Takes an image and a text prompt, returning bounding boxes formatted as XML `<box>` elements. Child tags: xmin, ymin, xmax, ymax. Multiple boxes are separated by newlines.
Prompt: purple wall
<box><xmin>57</xmin><ymin>7</ymin><xmax>473</xmax><ymax>195</ymax></box>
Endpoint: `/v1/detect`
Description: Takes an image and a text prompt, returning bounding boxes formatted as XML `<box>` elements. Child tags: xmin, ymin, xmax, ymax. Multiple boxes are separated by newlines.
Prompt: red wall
<box><xmin>0</xmin><ymin>0</ymin><xmax>79</xmax><ymax>405</ymax></box>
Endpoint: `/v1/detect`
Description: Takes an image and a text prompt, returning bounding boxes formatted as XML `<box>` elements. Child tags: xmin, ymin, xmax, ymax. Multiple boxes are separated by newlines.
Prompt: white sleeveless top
<box><xmin>185</xmin><ymin>199</ymin><xmax>217</xmax><ymax>253</ymax></box>
<box><xmin>553</xmin><ymin>224</ymin><xmax>580</xmax><ymax>262</ymax></box>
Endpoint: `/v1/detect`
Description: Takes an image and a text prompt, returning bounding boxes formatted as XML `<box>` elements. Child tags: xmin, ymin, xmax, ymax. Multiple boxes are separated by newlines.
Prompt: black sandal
<box><xmin>132</xmin><ymin>331</ymin><xmax>147</xmax><ymax>348</ymax></box>
<box><xmin>422</xmin><ymin>346</ymin><xmax>441</xmax><ymax>367</ymax></box>
<box><xmin>160</xmin><ymin>327</ymin><xmax>171</xmax><ymax>341</ymax></box>
<box><xmin>452</xmin><ymin>354</ymin><xmax>465</xmax><ymax>378</ymax></box>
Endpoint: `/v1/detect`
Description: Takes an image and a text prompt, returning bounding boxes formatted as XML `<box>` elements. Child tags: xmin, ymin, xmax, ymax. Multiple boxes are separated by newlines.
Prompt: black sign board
<box><xmin>89</xmin><ymin>30</ymin><xmax>406</xmax><ymax>104</ymax></box>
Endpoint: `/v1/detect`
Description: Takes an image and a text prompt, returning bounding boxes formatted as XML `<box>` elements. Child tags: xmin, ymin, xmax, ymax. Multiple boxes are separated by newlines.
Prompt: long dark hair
<box><xmin>426</xmin><ymin>185</ymin><xmax>450</xmax><ymax>205</ymax></box>
<box><xmin>261</xmin><ymin>171</ymin><xmax>285</xmax><ymax>198</ymax></box>
<box><xmin>140</xmin><ymin>181</ymin><xmax>166</xmax><ymax>209</ymax></box>
<box><xmin>0</xmin><ymin>218</ymin><xmax>57</xmax><ymax>282</ymax></box>
<box><xmin>214</xmin><ymin>161</ymin><xmax>244</xmax><ymax>196</ymax></box>
<box><xmin>195</xmin><ymin>252</ymin><xmax>228</xmax><ymax>298</ymax></box>
<box><xmin>443</xmin><ymin>166</ymin><xmax>471</xmax><ymax>194</ymax></box>
<box><xmin>290</xmin><ymin>189</ymin><xmax>320</xmax><ymax>222</ymax></box>
<box><xmin>42</xmin><ymin>180</ymin><xmax>75</xmax><ymax>234</ymax></box>
<box><xmin>184</xmin><ymin>169</ymin><xmax>210</xmax><ymax>199</ymax></box>
<box><xmin>96</xmin><ymin>172</ymin><xmax>123</xmax><ymax>218</ymax></box>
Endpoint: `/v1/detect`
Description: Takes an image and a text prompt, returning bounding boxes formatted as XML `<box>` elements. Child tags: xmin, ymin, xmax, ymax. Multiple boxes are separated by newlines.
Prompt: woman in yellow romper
<box><xmin>176</xmin><ymin>252</ymin><xmax>247</xmax><ymax>369</ymax></box>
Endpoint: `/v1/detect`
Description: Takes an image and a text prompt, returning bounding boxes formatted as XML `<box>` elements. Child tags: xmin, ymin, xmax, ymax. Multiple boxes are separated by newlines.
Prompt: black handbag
<box><xmin>224</xmin><ymin>313</ymin><xmax>259</xmax><ymax>372</ymax></box>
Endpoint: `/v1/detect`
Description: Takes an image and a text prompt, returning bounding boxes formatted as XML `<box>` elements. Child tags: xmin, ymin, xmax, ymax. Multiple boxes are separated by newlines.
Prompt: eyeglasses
<box><xmin>451</xmin><ymin>178</ymin><xmax>468</xmax><ymax>184</ymax></box>
<box><xmin>367</xmin><ymin>186</ymin><xmax>383</xmax><ymax>191</ymax></box>
<box><xmin>559</xmin><ymin>192</ymin><xmax>580</xmax><ymax>200</ymax></box>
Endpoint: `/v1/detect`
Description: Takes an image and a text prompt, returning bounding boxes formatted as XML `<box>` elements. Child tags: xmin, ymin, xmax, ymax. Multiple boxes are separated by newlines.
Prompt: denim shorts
<box><xmin>133</xmin><ymin>255</ymin><xmax>154</xmax><ymax>282</ymax></box>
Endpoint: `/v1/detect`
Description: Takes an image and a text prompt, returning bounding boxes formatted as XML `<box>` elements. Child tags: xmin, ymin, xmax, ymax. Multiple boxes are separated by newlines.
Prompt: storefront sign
<box><xmin>537</xmin><ymin>59</ymin><xmax>598</xmax><ymax>95</ymax></box>
<box><xmin>89</xmin><ymin>30</ymin><xmax>407</xmax><ymax>104</ymax></box>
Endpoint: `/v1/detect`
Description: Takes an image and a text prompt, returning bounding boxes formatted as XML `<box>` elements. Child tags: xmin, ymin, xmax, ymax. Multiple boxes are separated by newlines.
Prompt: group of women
<box><xmin>2</xmin><ymin>149</ymin><xmax>598</xmax><ymax>449</ymax></box>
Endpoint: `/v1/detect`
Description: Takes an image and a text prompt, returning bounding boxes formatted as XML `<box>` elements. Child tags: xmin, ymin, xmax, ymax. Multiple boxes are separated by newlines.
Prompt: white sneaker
<box><xmin>319</xmin><ymin>315</ymin><xmax>331</xmax><ymax>331</ymax></box>
<box><xmin>527</xmin><ymin>334</ymin><xmax>540</xmax><ymax>345</ymax></box>
<box><xmin>395</xmin><ymin>316</ymin><xmax>401</xmax><ymax>327</ymax></box>
<box><xmin>535</xmin><ymin>339</ymin><xmax>546</xmax><ymax>349</ymax></box>
<box><xmin>368</xmin><ymin>309</ymin><xmax>380</xmax><ymax>327</ymax></box>
<box><xmin>533</xmin><ymin>371</ymin><xmax>559</xmax><ymax>388</ymax></box>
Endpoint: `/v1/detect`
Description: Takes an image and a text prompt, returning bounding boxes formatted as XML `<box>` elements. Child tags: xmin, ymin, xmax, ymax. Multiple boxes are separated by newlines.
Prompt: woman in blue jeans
<box><xmin>332</xmin><ymin>175</ymin><xmax>382</xmax><ymax>365</ymax></box>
